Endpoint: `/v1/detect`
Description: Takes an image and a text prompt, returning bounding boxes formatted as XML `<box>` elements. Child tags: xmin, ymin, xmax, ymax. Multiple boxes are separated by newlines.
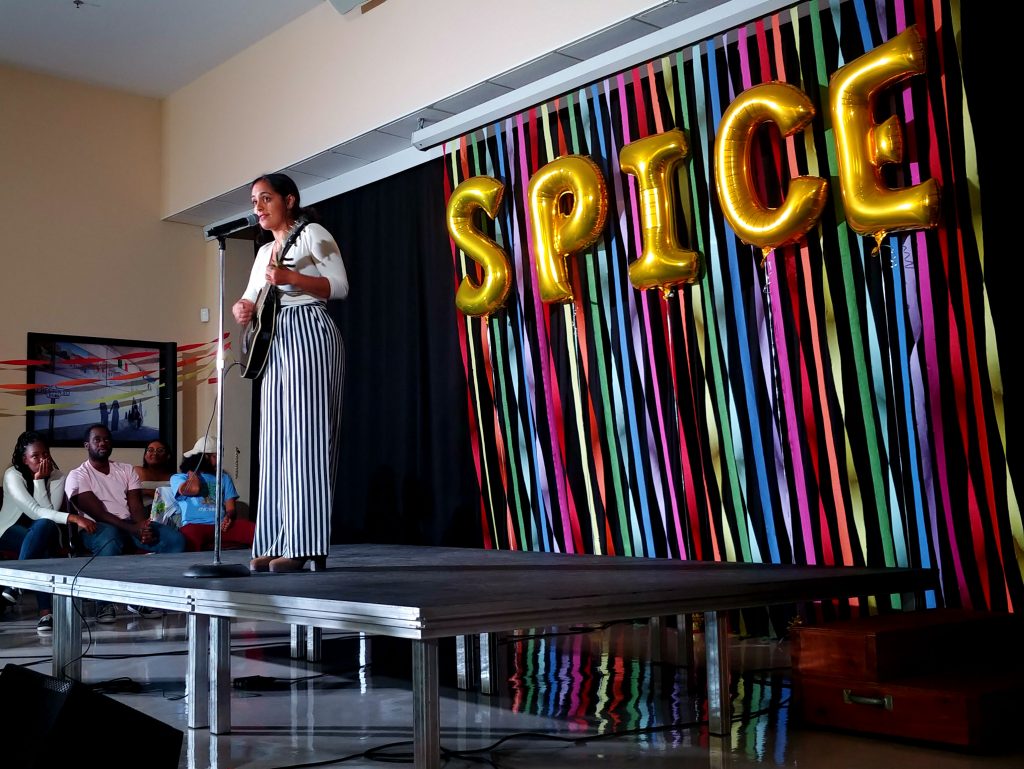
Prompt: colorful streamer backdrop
<box><xmin>443</xmin><ymin>0</ymin><xmax>1021</xmax><ymax>613</ymax></box>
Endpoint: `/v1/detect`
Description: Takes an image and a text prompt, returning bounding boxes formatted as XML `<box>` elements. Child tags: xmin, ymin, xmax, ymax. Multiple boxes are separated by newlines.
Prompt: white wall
<box><xmin>162</xmin><ymin>0</ymin><xmax>663</xmax><ymax>216</ymax></box>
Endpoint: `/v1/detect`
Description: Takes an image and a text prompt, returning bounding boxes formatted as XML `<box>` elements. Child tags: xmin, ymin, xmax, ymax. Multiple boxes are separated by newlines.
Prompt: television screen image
<box><xmin>26</xmin><ymin>333</ymin><xmax>176</xmax><ymax>448</ymax></box>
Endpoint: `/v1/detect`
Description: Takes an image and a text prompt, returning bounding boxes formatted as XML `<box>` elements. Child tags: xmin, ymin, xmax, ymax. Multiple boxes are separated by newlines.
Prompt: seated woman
<box><xmin>171</xmin><ymin>437</ymin><xmax>254</xmax><ymax>552</ymax></box>
<box><xmin>134</xmin><ymin>438</ymin><xmax>175</xmax><ymax>511</ymax></box>
<box><xmin>0</xmin><ymin>430</ymin><xmax>97</xmax><ymax>632</ymax></box>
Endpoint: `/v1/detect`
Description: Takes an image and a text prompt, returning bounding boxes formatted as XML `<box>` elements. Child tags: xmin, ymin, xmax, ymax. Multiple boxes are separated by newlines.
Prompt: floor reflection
<box><xmin>0</xmin><ymin>603</ymin><xmax>1021</xmax><ymax>769</ymax></box>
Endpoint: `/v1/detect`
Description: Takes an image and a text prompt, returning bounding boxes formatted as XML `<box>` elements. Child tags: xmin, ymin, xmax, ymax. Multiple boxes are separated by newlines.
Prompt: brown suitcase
<box><xmin>794</xmin><ymin>669</ymin><xmax>1024</xmax><ymax>749</ymax></box>
<box><xmin>790</xmin><ymin>608</ymin><xmax>1020</xmax><ymax>681</ymax></box>
<box><xmin>790</xmin><ymin>608</ymin><xmax>1024</xmax><ymax>750</ymax></box>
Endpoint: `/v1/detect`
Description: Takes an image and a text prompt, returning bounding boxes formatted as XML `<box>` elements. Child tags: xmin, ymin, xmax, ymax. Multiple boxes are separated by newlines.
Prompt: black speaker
<box><xmin>0</xmin><ymin>664</ymin><xmax>183</xmax><ymax>769</ymax></box>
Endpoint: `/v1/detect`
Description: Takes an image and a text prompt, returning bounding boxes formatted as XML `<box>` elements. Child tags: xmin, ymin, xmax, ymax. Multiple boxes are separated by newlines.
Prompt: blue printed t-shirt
<box><xmin>170</xmin><ymin>471</ymin><xmax>238</xmax><ymax>526</ymax></box>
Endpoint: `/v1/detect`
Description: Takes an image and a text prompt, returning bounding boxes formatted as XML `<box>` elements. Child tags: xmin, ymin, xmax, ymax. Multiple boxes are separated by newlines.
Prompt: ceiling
<box><xmin>0</xmin><ymin>0</ymin><xmax>741</xmax><ymax>230</ymax></box>
<box><xmin>0</xmin><ymin>0</ymin><xmax>325</xmax><ymax>97</ymax></box>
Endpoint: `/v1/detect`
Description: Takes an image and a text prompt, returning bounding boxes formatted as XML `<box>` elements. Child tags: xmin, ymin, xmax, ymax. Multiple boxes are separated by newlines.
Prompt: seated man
<box><xmin>66</xmin><ymin>423</ymin><xmax>186</xmax><ymax>624</ymax></box>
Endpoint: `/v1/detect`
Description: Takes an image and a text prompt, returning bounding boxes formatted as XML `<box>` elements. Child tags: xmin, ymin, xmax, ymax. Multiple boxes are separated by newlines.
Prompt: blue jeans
<box><xmin>0</xmin><ymin>518</ymin><xmax>61</xmax><ymax>612</ymax></box>
<box><xmin>79</xmin><ymin>521</ymin><xmax>186</xmax><ymax>556</ymax></box>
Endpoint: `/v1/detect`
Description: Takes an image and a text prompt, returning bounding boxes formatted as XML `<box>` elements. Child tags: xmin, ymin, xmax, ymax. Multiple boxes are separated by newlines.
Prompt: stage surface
<box><xmin>0</xmin><ymin>544</ymin><xmax>936</xmax><ymax>769</ymax></box>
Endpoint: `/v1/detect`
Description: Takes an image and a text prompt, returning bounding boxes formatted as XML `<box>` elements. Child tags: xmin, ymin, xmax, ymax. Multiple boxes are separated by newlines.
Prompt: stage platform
<box><xmin>0</xmin><ymin>544</ymin><xmax>936</xmax><ymax>769</ymax></box>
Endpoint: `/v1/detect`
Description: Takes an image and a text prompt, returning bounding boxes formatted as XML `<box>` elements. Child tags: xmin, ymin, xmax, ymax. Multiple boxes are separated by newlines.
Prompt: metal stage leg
<box><xmin>290</xmin><ymin>625</ymin><xmax>323</xmax><ymax>661</ymax></box>
<box><xmin>709</xmin><ymin>733</ymin><xmax>731</xmax><ymax>768</ymax></box>
<box><xmin>307</xmin><ymin>626</ymin><xmax>322</xmax><ymax>661</ymax></box>
<box><xmin>412</xmin><ymin>638</ymin><xmax>440</xmax><ymax>769</ymax></box>
<box><xmin>704</xmin><ymin>610</ymin><xmax>731</xmax><ymax>735</ymax></box>
<box><xmin>479</xmin><ymin>632</ymin><xmax>502</xmax><ymax>695</ymax></box>
<box><xmin>676</xmin><ymin>613</ymin><xmax>694</xmax><ymax>671</ymax></box>
<box><xmin>52</xmin><ymin>594</ymin><xmax>82</xmax><ymax>681</ymax></box>
<box><xmin>210</xmin><ymin>616</ymin><xmax>232</xmax><ymax>734</ymax></box>
<box><xmin>648</xmin><ymin>616</ymin><xmax>663</xmax><ymax>662</ymax></box>
<box><xmin>456</xmin><ymin>634</ymin><xmax>479</xmax><ymax>691</ymax></box>
<box><xmin>187</xmin><ymin>614</ymin><xmax>210</xmax><ymax>729</ymax></box>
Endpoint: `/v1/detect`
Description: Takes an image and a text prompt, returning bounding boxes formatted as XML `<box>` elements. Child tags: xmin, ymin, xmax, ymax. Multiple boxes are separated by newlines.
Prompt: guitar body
<box><xmin>238</xmin><ymin>216</ymin><xmax>309</xmax><ymax>381</ymax></box>
<box><xmin>240</xmin><ymin>284</ymin><xmax>280</xmax><ymax>379</ymax></box>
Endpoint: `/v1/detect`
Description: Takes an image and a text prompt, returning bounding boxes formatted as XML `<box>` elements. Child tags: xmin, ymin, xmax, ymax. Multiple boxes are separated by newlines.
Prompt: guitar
<box><xmin>239</xmin><ymin>216</ymin><xmax>309</xmax><ymax>379</ymax></box>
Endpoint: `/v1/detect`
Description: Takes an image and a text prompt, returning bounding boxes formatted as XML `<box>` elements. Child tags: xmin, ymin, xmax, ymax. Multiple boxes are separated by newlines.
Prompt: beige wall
<box><xmin>163</xmin><ymin>0</ymin><xmax>662</xmax><ymax>215</ymax></box>
<box><xmin>0</xmin><ymin>64</ymin><xmax>252</xmax><ymax>495</ymax></box>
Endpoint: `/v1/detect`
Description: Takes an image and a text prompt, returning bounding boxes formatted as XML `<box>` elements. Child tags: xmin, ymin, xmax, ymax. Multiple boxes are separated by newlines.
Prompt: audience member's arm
<box><xmin>218</xmin><ymin>497</ymin><xmax>237</xmax><ymax>533</ymax></box>
<box><xmin>178</xmin><ymin>471</ymin><xmax>204</xmax><ymax>497</ymax></box>
<box><xmin>3</xmin><ymin>467</ymin><xmax>64</xmax><ymax>522</ymax></box>
<box><xmin>70</xmin><ymin>490</ymin><xmax>138</xmax><ymax>532</ymax></box>
<box><xmin>126</xmin><ymin>488</ymin><xmax>149</xmax><ymax>527</ymax></box>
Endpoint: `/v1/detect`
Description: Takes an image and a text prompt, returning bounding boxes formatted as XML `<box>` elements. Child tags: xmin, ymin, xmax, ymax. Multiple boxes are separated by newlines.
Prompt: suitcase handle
<box><xmin>842</xmin><ymin>689</ymin><xmax>893</xmax><ymax>710</ymax></box>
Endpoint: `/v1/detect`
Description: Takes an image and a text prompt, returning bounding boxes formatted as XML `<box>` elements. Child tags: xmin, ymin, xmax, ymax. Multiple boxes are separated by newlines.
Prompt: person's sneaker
<box><xmin>126</xmin><ymin>605</ymin><xmax>164</xmax><ymax>619</ymax></box>
<box><xmin>95</xmin><ymin>603</ymin><xmax>116</xmax><ymax>624</ymax></box>
<box><xmin>36</xmin><ymin>614</ymin><xmax>53</xmax><ymax>633</ymax></box>
<box><xmin>1</xmin><ymin>586</ymin><xmax>20</xmax><ymax>604</ymax></box>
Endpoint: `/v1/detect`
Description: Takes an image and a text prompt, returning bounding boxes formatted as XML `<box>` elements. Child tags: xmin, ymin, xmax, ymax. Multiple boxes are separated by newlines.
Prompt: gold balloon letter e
<box><xmin>447</xmin><ymin>176</ymin><xmax>511</xmax><ymax>318</ymax></box>
<box><xmin>528</xmin><ymin>155</ymin><xmax>608</xmax><ymax>304</ymax></box>
<box><xmin>829</xmin><ymin>26</ymin><xmax>940</xmax><ymax>237</ymax></box>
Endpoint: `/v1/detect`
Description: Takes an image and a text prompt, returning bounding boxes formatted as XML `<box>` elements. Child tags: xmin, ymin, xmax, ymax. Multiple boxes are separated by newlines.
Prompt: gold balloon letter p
<box><xmin>829</xmin><ymin>26</ymin><xmax>940</xmax><ymax>238</ymax></box>
<box><xmin>447</xmin><ymin>176</ymin><xmax>511</xmax><ymax>319</ymax></box>
<box><xmin>528</xmin><ymin>155</ymin><xmax>608</xmax><ymax>304</ymax></box>
<box><xmin>714</xmin><ymin>81</ymin><xmax>829</xmax><ymax>253</ymax></box>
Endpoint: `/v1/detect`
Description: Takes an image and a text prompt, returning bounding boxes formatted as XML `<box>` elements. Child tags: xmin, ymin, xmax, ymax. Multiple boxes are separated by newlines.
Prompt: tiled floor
<box><xmin>0</xmin><ymin>598</ymin><xmax>1021</xmax><ymax>769</ymax></box>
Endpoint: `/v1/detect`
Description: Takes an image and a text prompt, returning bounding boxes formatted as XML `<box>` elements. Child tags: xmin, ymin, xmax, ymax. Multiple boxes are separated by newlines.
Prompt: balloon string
<box><xmin>763</xmin><ymin>256</ymin><xmax>784</xmax><ymax>434</ymax></box>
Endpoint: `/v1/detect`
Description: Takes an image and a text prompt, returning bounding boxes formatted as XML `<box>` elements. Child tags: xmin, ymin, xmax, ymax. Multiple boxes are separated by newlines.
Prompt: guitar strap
<box><xmin>275</xmin><ymin>215</ymin><xmax>310</xmax><ymax>269</ymax></box>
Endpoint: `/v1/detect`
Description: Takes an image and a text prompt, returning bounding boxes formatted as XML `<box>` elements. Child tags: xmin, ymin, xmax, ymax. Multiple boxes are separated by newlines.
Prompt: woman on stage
<box><xmin>232</xmin><ymin>173</ymin><xmax>349</xmax><ymax>573</ymax></box>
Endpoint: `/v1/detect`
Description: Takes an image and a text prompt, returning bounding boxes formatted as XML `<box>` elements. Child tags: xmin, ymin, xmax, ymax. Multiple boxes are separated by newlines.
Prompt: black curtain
<box><xmin>961</xmin><ymin>3</ymin><xmax>1020</xmax><ymax>487</ymax></box>
<box><xmin>252</xmin><ymin>157</ymin><xmax>482</xmax><ymax>548</ymax></box>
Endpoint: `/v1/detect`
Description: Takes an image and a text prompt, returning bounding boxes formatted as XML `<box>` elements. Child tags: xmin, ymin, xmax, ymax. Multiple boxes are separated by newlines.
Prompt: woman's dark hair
<box><xmin>250</xmin><ymin>172</ymin><xmax>318</xmax><ymax>243</ymax></box>
<box><xmin>11</xmin><ymin>430</ymin><xmax>58</xmax><ymax>485</ymax></box>
<box><xmin>180</xmin><ymin>453</ymin><xmax>216</xmax><ymax>476</ymax></box>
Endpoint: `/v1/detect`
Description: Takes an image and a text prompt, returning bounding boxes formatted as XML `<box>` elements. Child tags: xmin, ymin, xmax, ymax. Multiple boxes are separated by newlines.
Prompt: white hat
<box><xmin>183</xmin><ymin>436</ymin><xmax>218</xmax><ymax>457</ymax></box>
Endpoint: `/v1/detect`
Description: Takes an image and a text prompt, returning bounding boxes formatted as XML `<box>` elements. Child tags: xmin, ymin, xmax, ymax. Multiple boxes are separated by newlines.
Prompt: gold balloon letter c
<box><xmin>714</xmin><ymin>81</ymin><xmax>829</xmax><ymax>253</ymax></box>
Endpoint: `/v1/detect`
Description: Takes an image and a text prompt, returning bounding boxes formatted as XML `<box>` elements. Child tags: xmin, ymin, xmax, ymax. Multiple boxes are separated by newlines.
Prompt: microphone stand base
<box><xmin>183</xmin><ymin>562</ymin><xmax>251</xmax><ymax>579</ymax></box>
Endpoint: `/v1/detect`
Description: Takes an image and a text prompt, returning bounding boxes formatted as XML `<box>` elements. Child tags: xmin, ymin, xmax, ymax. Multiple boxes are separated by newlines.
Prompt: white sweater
<box><xmin>0</xmin><ymin>465</ymin><xmax>69</xmax><ymax>539</ymax></box>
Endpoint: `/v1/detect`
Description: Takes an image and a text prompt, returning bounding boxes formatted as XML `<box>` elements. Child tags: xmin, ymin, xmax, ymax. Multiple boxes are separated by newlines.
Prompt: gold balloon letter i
<box><xmin>528</xmin><ymin>155</ymin><xmax>608</xmax><ymax>304</ymax></box>
<box><xmin>447</xmin><ymin>176</ymin><xmax>511</xmax><ymax>319</ymax></box>
<box><xmin>714</xmin><ymin>81</ymin><xmax>829</xmax><ymax>255</ymax></box>
<box><xmin>829</xmin><ymin>25</ymin><xmax>940</xmax><ymax>240</ymax></box>
<box><xmin>619</xmin><ymin>129</ymin><xmax>703</xmax><ymax>297</ymax></box>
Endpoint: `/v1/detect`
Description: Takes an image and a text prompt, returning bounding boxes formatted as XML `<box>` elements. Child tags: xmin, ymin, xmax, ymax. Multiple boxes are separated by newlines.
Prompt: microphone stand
<box><xmin>184</xmin><ymin>234</ymin><xmax>250</xmax><ymax>578</ymax></box>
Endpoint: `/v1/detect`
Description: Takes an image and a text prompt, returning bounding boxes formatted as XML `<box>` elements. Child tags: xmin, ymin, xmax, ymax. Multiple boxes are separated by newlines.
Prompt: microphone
<box><xmin>205</xmin><ymin>212</ymin><xmax>259</xmax><ymax>239</ymax></box>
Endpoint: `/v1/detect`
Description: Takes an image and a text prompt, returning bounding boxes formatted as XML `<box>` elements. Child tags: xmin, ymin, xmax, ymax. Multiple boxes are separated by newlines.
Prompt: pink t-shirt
<box><xmin>65</xmin><ymin>460</ymin><xmax>141</xmax><ymax>522</ymax></box>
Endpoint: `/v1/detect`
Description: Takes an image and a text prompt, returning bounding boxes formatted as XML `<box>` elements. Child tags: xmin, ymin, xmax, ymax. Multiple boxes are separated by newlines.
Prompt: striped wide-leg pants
<box><xmin>252</xmin><ymin>302</ymin><xmax>344</xmax><ymax>559</ymax></box>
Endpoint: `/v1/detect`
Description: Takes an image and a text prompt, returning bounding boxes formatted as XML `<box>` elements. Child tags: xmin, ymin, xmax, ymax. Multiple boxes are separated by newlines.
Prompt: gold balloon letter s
<box><xmin>447</xmin><ymin>176</ymin><xmax>511</xmax><ymax>319</ymax></box>
<box><xmin>528</xmin><ymin>155</ymin><xmax>608</xmax><ymax>304</ymax></box>
<box><xmin>619</xmin><ymin>129</ymin><xmax>703</xmax><ymax>296</ymax></box>
<box><xmin>714</xmin><ymin>81</ymin><xmax>829</xmax><ymax>253</ymax></box>
<box><xmin>830</xmin><ymin>26</ymin><xmax>940</xmax><ymax>238</ymax></box>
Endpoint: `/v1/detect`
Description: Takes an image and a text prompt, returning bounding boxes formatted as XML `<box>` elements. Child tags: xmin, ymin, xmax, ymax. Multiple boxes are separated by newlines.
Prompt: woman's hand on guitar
<box><xmin>233</xmin><ymin>299</ymin><xmax>254</xmax><ymax>325</ymax></box>
<box><xmin>265</xmin><ymin>265</ymin><xmax>293</xmax><ymax>287</ymax></box>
